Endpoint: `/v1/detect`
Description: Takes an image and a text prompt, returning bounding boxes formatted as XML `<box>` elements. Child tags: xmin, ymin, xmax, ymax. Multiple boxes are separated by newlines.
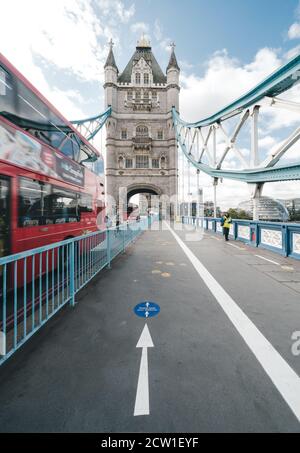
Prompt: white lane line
<box><xmin>227</xmin><ymin>243</ymin><xmax>246</xmax><ymax>250</ymax></box>
<box><xmin>255</xmin><ymin>255</ymin><xmax>280</xmax><ymax>266</ymax></box>
<box><xmin>134</xmin><ymin>324</ymin><xmax>154</xmax><ymax>416</ymax></box>
<box><xmin>164</xmin><ymin>222</ymin><xmax>300</xmax><ymax>423</ymax></box>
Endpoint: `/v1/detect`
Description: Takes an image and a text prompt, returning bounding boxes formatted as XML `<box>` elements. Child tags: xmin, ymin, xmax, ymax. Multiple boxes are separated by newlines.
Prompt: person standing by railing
<box><xmin>115</xmin><ymin>213</ymin><xmax>120</xmax><ymax>236</ymax></box>
<box><xmin>221</xmin><ymin>212</ymin><xmax>232</xmax><ymax>241</ymax></box>
<box><xmin>104</xmin><ymin>215</ymin><xmax>112</xmax><ymax>228</ymax></box>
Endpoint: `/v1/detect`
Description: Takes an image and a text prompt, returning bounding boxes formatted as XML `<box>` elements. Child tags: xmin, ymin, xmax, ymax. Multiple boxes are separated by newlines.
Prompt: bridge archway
<box><xmin>126</xmin><ymin>184</ymin><xmax>163</xmax><ymax>219</ymax></box>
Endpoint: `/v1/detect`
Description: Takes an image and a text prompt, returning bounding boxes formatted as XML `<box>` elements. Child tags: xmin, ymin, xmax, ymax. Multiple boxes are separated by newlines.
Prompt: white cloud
<box><xmin>1</xmin><ymin>0</ymin><xmax>108</xmax><ymax>83</ymax></box>
<box><xmin>131</xmin><ymin>22</ymin><xmax>149</xmax><ymax>34</ymax></box>
<box><xmin>0</xmin><ymin>0</ymin><xmax>135</xmax><ymax>119</ymax></box>
<box><xmin>150</xmin><ymin>18</ymin><xmax>172</xmax><ymax>53</ymax></box>
<box><xmin>180</xmin><ymin>48</ymin><xmax>281</xmax><ymax>123</ymax></box>
<box><xmin>264</xmin><ymin>181</ymin><xmax>300</xmax><ymax>200</ymax></box>
<box><xmin>114</xmin><ymin>1</ymin><xmax>135</xmax><ymax>23</ymax></box>
<box><xmin>179</xmin><ymin>60</ymin><xmax>194</xmax><ymax>71</ymax></box>
<box><xmin>284</xmin><ymin>44</ymin><xmax>300</xmax><ymax>59</ymax></box>
<box><xmin>258</xmin><ymin>136</ymin><xmax>276</xmax><ymax>149</ymax></box>
<box><xmin>95</xmin><ymin>0</ymin><xmax>135</xmax><ymax>23</ymax></box>
<box><xmin>48</xmin><ymin>88</ymin><xmax>86</xmax><ymax>120</ymax></box>
<box><xmin>154</xmin><ymin>19</ymin><xmax>163</xmax><ymax>41</ymax></box>
<box><xmin>288</xmin><ymin>22</ymin><xmax>300</xmax><ymax>39</ymax></box>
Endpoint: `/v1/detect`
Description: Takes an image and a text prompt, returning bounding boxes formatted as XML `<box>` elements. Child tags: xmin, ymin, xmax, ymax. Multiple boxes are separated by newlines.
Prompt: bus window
<box><xmin>78</xmin><ymin>193</ymin><xmax>93</xmax><ymax>213</ymax></box>
<box><xmin>51</xmin><ymin>187</ymin><xmax>79</xmax><ymax>224</ymax></box>
<box><xmin>42</xmin><ymin>183</ymin><xmax>54</xmax><ymax>225</ymax></box>
<box><xmin>49</xmin><ymin>113</ymin><xmax>81</xmax><ymax>160</ymax></box>
<box><xmin>16</xmin><ymin>79</ymin><xmax>51</xmax><ymax>145</ymax></box>
<box><xmin>0</xmin><ymin>64</ymin><xmax>18</xmax><ymax>117</ymax></box>
<box><xmin>18</xmin><ymin>177</ymin><xmax>43</xmax><ymax>227</ymax></box>
<box><xmin>0</xmin><ymin>175</ymin><xmax>10</xmax><ymax>257</ymax></box>
<box><xmin>51</xmin><ymin>131</ymin><xmax>74</xmax><ymax>159</ymax></box>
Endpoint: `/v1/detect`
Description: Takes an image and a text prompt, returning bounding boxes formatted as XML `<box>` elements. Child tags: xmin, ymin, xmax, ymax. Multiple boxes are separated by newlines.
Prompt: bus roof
<box><xmin>0</xmin><ymin>52</ymin><xmax>101</xmax><ymax>159</ymax></box>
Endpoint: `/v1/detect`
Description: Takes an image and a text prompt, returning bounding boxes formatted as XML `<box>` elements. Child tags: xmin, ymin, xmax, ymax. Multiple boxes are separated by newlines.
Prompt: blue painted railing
<box><xmin>0</xmin><ymin>218</ymin><xmax>152</xmax><ymax>365</ymax></box>
<box><xmin>182</xmin><ymin>216</ymin><xmax>300</xmax><ymax>260</ymax></box>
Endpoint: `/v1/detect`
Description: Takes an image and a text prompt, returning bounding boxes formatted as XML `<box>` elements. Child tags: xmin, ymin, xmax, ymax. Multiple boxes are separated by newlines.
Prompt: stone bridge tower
<box><xmin>104</xmin><ymin>36</ymin><xmax>180</xmax><ymax>218</ymax></box>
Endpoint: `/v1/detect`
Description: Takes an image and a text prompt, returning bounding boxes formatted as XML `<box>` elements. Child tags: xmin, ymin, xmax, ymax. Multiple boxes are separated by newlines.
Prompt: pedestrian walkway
<box><xmin>0</xmin><ymin>222</ymin><xmax>299</xmax><ymax>433</ymax></box>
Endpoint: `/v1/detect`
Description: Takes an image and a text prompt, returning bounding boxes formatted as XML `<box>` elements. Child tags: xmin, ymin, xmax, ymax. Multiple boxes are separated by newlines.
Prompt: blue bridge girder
<box><xmin>174</xmin><ymin>133</ymin><xmax>300</xmax><ymax>183</ymax></box>
<box><xmin>71</xmin><ymin>106</ymin><xmax>112</xmax><ymax>141</ymax></box>
<box><xmin>173</xmin><ymin>53</ymin><xmax>300</xmax><ymax>183</ymax></box>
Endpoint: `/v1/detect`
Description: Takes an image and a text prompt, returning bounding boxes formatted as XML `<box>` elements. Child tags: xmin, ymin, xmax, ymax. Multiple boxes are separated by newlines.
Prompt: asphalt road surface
<box><xmin>0</xmin><ymin>221</ymin><xmax>300</xmax><ymax>433</ymax></box>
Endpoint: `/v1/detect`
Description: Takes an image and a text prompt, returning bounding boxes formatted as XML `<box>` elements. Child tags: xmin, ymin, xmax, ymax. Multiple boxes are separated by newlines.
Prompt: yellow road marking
<box><xmin>161</xmin><ymin>272</ymin><xmax>171</xmax><ymax>278</ymax></box>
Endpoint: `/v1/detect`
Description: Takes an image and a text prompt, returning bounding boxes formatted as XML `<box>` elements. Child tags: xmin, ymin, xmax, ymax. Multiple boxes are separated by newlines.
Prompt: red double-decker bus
<box><xmin>0</xmin><ymin>53</ymin><xmax>105</xmax><ymax>260</ymax></box>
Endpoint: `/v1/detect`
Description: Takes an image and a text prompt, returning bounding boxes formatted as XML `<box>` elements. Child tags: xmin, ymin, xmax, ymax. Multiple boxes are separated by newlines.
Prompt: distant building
<box><xmin>277</xmin><ymin>198</ymin><xmax>300</xmax><ymax>210</ymax></box>
<box><xmin>179</xmin><ymin>200</ymin><xmax>220</xmax><ymax>217</ymax></box>
<box><xmin>277</xmin><ymin>198</ymin><xmax>300</xmax><ymax>221</ymax></box>
<box><xmin>238</xmin><ymin>197</ymin><xmax>289</xmax><ymax>222</ymax></box>
<box><xmin>203</xmin><ymin>201</ymin><xmax>221</xmax><ymax>218</ymax></box>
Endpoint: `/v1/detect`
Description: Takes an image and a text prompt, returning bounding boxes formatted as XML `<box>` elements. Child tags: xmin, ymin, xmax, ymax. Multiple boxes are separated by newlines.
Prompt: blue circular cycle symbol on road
<box><xmin>134</xmin><ymin>301</ymin><xmax>160</xmax><ymax>318</ymax></box>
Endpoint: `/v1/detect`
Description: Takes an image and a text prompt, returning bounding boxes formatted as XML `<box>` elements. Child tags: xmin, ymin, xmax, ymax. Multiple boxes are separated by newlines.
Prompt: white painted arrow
<box><xmin>134</xmin><ymin>324</ymin><xmax>154</xmax><ymax>416</ymax></box>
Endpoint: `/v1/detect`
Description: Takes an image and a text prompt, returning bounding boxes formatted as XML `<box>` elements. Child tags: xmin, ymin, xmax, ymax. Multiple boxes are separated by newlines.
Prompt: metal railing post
<box><xmin>69</xmin><ymin>241</ymin><xmax>75</xmax><ymax>307</ymax></box>
<box><xmin>282</xmin><ymin>225</ymin><xmax>288</xmax><ymax>257</ymax></box>
<box><xmin>123</xmin><ymin>224</ymin><xmax>126</xmax><ymax>253</ymax></box>
<box><xmin>107</xmin><ymin>228</ymin><xmax>111</xmax><ymax>269</ymax></box>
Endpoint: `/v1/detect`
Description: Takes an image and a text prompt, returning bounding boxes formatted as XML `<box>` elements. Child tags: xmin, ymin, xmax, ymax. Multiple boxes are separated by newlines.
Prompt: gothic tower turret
<box><xmin>166</xmin><ymin>43</ymin><xmax>180</xmax><ymax>112</ymax></box>
<box><xmin>104</xmin><ymin>39</ymin><xmax>118</xmax><ymax>110</ymax></box>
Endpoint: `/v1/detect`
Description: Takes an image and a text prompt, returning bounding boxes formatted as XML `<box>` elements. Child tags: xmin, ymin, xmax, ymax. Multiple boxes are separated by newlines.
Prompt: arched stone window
<box><xmin>136</xmin><ymin>125</ymin><xmax>149</xmax><ymax>137</ymax></box>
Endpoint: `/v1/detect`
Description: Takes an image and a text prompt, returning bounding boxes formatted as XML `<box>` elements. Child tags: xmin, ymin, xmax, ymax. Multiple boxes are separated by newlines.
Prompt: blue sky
<box><xmin>1</xmin><ymin>0</ymin><xmax>300</xmax><ymax>208</ymax></box>
<box><xmin>126</xmin><ymin>0</ymin><xmax>298</xmax><ymax>69</ymax></box>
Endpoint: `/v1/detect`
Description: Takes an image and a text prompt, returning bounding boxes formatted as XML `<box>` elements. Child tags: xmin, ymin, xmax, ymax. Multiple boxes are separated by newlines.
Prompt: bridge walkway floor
<box><xmin>0</xmin><ymin>222</ymin><xmax>299</xmax><ymax>433</ymax></box>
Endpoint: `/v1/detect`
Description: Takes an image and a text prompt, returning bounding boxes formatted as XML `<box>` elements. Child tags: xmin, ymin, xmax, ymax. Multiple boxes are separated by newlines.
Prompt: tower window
<box><xmin>152</xmin><ymin>158</ymin><xmax>159</xmax><ymax>168</ymax></box>
<box><xmin>144</xmin><ymin>73</ymin><xmax>149</xmax><ymax>85</ymax></box>
<box><xmin>121</xmin><ymin>129</ymin><xmax>127</xmax><ymax>139</ymax></box>
<box><xmin>157</xmin><ymin>130</ymin><xmax>163</xmax><ymax>140</ymax></box>
<box><xmin>135</xmin><ymin>73</ymin><xmax>141</xmax><ymax>84</ymax></box>
<box><xmin>143</xmin><ymin>91</ymin><xmax>149</xmax><ymax>100</ymax></box>
<box><xmin>136</xmin><ymin>125</ymin><xmax>149</xmax><ymax>137</ymax></box>
<box><xmin>135</xmin><ymin>90</ymin><xmax>141</xmax><ymax>100</ymax></box>
<box><xmin>136</xmin><ymin>155</ymin><xmax>149</xmax><ymax>168</ymax></box>
<box><xmin>152</xmin><ymin>91</ymin><xmax>157</xmax><ymax>100</ymax></box>
<box><xmin>125</xmin><ymin>158</ymin><xmax>133</xmax><ymax>168</ymax></box>
<box><xmin>127</xmin><ymin>91</ymin><xmax>132</xmax><ymax>101</ymax></box>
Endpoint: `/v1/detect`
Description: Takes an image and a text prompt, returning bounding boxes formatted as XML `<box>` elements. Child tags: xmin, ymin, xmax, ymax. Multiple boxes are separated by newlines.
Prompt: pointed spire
<box><xmin>137</xmin><ymin>33</ymin><xmax>151</xmax><ymax>49</ymax></box>
<box><xmin>104</xmin><ymin>39</ymin><xmax>118</xmax><ymax>71</ymax></box>
<box><xmin>167</xmin><ymin>42</ymin><xmax>180</xmax><ymax>72</ymax></box>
